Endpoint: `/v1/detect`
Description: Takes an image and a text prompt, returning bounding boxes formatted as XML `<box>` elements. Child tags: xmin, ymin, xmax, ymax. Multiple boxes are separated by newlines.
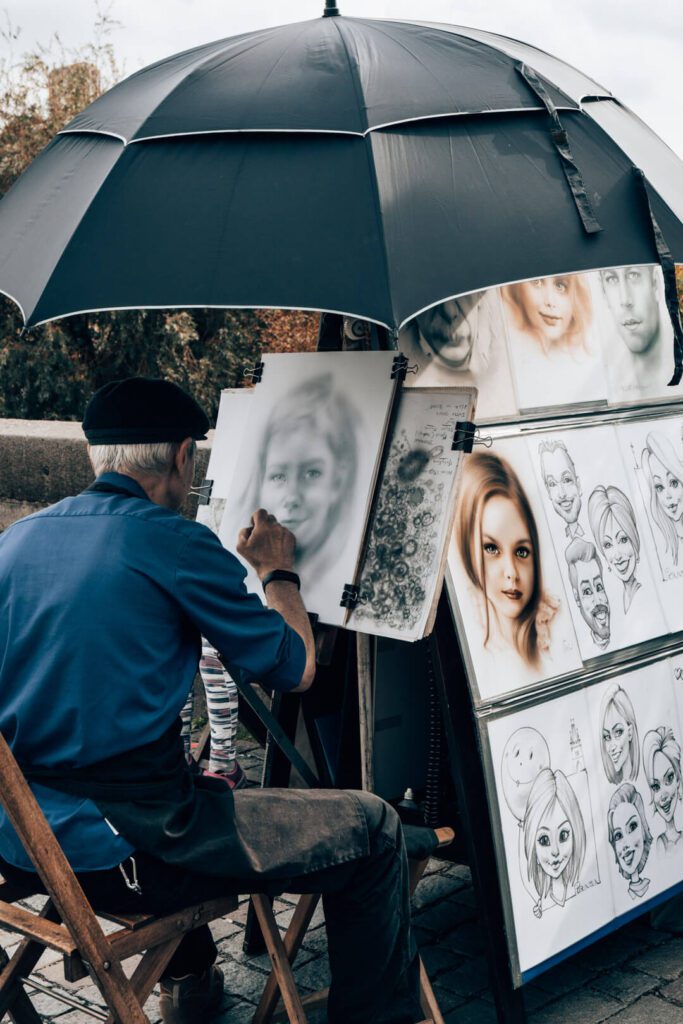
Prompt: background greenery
<box><xmin>0</xmin><ymin>13</ymin><xmax>317</xmax><ymax>423</ymax></box>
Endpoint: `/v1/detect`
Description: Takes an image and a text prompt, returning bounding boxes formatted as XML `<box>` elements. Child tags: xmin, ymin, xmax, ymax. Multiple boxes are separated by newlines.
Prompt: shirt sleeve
<box><xmin>174</xmin><ymin>525</ymin><xmax>306</xmax><ymax>692</ymax></box>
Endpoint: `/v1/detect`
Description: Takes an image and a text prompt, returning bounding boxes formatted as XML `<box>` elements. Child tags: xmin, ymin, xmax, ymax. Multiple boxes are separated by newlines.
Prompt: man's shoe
<box><xmin>204</xmin><ymin>761</ymin><xmax>247</xmax><ymax>790</ymax></box>
<box><xmin>159</xmin><ymin>965</ymin><xmax>224</xmax><ymax>1023</ymax></box>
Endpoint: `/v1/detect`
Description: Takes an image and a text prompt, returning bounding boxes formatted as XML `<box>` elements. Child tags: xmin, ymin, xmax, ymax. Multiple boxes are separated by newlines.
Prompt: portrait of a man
<box><xmin>598</xmin><ymin>265</ymin><xmax>672</xmax><ymax>399</ymax></box>
<box><xmin>538</xmin><ymin>440</ymin><xmax>583</xmax><ymax>540</ymax></box>
<box><xmin>565</xmin><ymin>538</ymin><xmax>611</xmax><ymax>650</ymax></box>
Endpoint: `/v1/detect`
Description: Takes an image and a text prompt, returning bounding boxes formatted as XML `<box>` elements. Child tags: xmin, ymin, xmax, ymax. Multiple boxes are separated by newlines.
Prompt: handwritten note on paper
<box><xmin>348</xmin><ymin>388</ymin><xmax>476</xmax><ymax>641</ymax></box>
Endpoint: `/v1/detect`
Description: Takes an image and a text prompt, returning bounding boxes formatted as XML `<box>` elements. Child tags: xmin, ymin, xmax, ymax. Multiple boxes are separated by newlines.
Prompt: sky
<box><xmin>2</xmin><ymin>0</ymin><xmax>682</xmax><ymax>157</ymax></box>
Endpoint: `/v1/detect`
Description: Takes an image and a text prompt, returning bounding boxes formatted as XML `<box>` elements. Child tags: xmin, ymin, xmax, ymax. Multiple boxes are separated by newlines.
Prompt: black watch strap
<box><xmin>261</xmin><ymin>569</ymin><xmax>301</xmax><ymax>591</ymax></box>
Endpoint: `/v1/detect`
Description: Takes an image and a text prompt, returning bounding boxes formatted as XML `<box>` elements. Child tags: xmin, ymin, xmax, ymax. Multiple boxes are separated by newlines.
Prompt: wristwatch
<box><xmin>261</xmin><ymin>569</ymin><xmax>301</xmax><ymax>591</ymax></box>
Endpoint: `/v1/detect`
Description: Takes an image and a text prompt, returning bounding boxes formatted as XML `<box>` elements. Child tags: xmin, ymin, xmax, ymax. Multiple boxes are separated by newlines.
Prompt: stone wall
<box><xmin>0</xmin><ymin>419</ymin><xmax>212</xmax><ymax>529</ymax></box>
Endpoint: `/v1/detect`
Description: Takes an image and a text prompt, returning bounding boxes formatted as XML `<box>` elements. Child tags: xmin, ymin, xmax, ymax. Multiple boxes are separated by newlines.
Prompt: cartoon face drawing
<box><xmin>650</xmin><ymin>452</ymin><xmax>683</xmax><ymax>524</ymax></box>
<box><xmin>602</xmin><ymin>705</ymin><xmax>633</xmax><ymax>779</ymax></box>
<box><xmin>600</xmin><ymin>512</ymin><xmax>637</xmax><ymax>583</ymax></box>
<box><xmin>643</xmin><ymin>727</ymin><xmax>683</xmax><ymax>854</ymax></box>
<box><xmin>610</xmin><ymin>800</ymin><xmax>645</xmax><ymax>877</ymax></box>
<box><xmin>539</xmin><ymin>444</ymin><xmax>581</xmax><ymax>527</ymax></box>
<box><xmin>650</xmin><ymin>750</ymin><xmax>679</xmax><ymax>822</ymax></box>
<box><xmin>574</xmin><ymin>557</ymin><xmax>610</xmax><ymax>644</ymax></box>
<box><xmin>501</xmin><ymin>727</ymin><xmax>551</xmax><ymax>821</ymax></box>
<box><xmin>600</xmin><ymin>266</ymin><xmax>659</xmax><ymax>355</ymax></box>
<box><xmin>534</xmin><ymin>801</ymin><xmax>574</xmax><ymax>880</ymax></box>
<box><xmin>607</xmin><ymin>783</ymin><xmax>652</xmax><ymax>898</ymax></box>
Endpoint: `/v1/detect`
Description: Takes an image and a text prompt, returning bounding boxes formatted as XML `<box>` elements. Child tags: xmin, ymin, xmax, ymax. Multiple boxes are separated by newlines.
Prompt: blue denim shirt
<box><xmin>0</xmin><ymin>473</ymin><xmax>305</xmax><ymax>871</ymax></box>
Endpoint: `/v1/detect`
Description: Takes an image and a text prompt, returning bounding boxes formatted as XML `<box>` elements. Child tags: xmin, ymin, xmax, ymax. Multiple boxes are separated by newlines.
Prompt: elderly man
<box><xmin>565</xmin><ymin>538</ymin><xmax>611</xmax><ymax>650</ymax></box>
<box><xmin>0</xmin><ymin>378</ymin><xmax>421</xmax><ymax>1024</ymax></box>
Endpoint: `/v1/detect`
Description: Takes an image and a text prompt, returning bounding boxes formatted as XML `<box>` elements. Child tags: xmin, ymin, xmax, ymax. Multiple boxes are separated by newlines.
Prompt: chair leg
<box><xmin>0</xmin><ymin>947</ymin><xmax>42</xmax><ymax>1024</ymax></box>
<box><xmin>252</xmin><ymin>894</ymin><xmax>320</xmax><ymax>1024</ymax></box>
<box><xmin>419</xmin><ymin>957</ymin><xmax>445</xmax><ymax>1024</ymax></box>
<box><xmin>251</xmin><ymin>894</ymin><xmax>309</xmax><ymax>1024</ymax></box>
<box><xmin>104</xmin><ymin>936</ymin><xmax>183</xmax><ymax>1024</ymax></box>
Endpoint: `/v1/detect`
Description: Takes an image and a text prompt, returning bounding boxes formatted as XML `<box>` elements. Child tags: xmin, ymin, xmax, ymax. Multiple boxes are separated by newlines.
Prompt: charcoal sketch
<box><xmin>641</xmin><ymin>431</ymin><xmax>683</xmax><ymax>570</ymax></box>
<box><xmin>588</xmin><ymin>485</ymin><xmax>642</xmax><ymax>613</ymax></box>
<box><xmin>196</xmin><ymin>497</ymin><xmax>227</xmax><ymax>537</ymax></box>
<box><xmin>607</xmin><ymin>783</ymin><xmax>652</xmax><ymax>900</ymax></box>
<box><xmin>600</xmin><ymin>683</ymin><xmax>640</xmax><ymax>784</ymax></box>
<box><xmin>565</xmin><ymin>538</ymin><xmax>610</xmax><ymax>649</ymax></box>
<box><xmin>643</xmin><ymin>727</ymin><xmax>683</xmax><ymax>857</ymax></box>
<box><xmin>218</xmin><ymin>351</ymin><xmax>396</xmax><ymax>626</ymax></box>
<box><xmin>398</xmin><ymin>288</ymin><xmax>516</xmax><ymax>421</ymax></box>
<box><xmin>502</xmin><ymin>272</ymin><xmax>606</xmax><ymax>409</ymax></box>
<box><xmin>598</xmin><ymin>265</ymin><xmax>672</xmax><ymax>401</ymax></box>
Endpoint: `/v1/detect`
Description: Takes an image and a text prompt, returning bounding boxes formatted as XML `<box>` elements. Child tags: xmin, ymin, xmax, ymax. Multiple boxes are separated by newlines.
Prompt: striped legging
<box><xmin>181</xmin><ymin>638</ymin><xmax>239</xmax><ymax>774</ymax></box>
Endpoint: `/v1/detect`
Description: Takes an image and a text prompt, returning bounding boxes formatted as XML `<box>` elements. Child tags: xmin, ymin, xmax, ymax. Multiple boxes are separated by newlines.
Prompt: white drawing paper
<box><xmin>487</xmin><ymin>691</ymin><xmax>608</xmax><ymax>975</ymax></box>
<box><xmin>398</xmin><ymin>288</ymin><xmax>517</xmax><ymax>422</ymax></box>
<box><xmin>500</xmin><ymin>271</ymin><xmax>609</xmax><ymax>412</ymax></box>
<box><xmin>591</xmin><ymin>265</ymin><xmax>677</xmax><ymax>406</ymax></box>
<box><xmin>205</xmin><ymin>388</ymin><xmax>253</xmax><ymax>500</ymax></box>
<box><xmin>218</xmin><ymin>351</ymin><xmax>397</xmax><ymax>626</ymax></box>
<box><xmin>348</xmin><ymin>387</ymin><xmax>476</xmax><ymax>641</ymax></box>
<box><xmin>446</xmin><ymin>436</ymin><xmax>581</xmax><ymax>703</ymax></box>
<box><xmin>617</xmin><ymin>415</ymin><xmax>683</xmax><ymax>634</ymax></box>
<box><xmin>529</xmin><ymin>424</ymin><xmax>667</xmax><ymax>660</ymax></box>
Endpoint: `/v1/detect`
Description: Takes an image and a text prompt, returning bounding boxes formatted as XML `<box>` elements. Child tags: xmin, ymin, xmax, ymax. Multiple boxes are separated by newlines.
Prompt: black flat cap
<box><xmin>83</xmin><ymin>377</ymin><xmax>210</xmax><ymax>445</ymax></box>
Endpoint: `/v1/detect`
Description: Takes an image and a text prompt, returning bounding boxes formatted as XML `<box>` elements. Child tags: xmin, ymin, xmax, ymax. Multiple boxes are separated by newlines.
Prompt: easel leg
<box><xmin>432</xmin><ymin>594</ymin><xmax>526</xmax><ymax>1024</ymax></box>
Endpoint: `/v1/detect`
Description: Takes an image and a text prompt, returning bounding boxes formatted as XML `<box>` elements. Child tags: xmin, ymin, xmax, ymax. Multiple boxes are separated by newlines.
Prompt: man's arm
<box><xmin>236</xmin><ymin>508</ymin><xmax>316</xmax><ymax>692</ymax></box>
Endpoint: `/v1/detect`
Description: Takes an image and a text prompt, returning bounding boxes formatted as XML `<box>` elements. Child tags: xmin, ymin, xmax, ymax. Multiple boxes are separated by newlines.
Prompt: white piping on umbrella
<box><xmin>24</xmin><ymin>302</ymin><xmax>394</xmax><ymax>333</ymax></box>
<box><xmin>19</xmin><ymin>262</ymin><xmax>663</xmax><ymax>336</ymax></box>
<box><xmin>0</xmin><ymin>286</ymin><xmax>27</xmax><ymax>325</ymax></box>
<box><xmin>56</xmin><ymin>105</ymin><xmax>581</xmax><ymax>147</ymax></box>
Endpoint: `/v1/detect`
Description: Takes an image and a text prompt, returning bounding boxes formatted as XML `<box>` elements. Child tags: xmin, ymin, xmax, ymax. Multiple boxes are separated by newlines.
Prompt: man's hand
<box><xmin>237</xmin><ymin>508</ymin><xmax>296</xmax><ymax>580</ymax></box>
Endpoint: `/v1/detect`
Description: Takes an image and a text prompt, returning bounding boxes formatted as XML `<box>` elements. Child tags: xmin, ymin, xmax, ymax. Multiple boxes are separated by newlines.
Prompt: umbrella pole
<box><xmin>323</xmin><ymin>0</ymin><xmax>341</xmax><ymax>15</ymax></box>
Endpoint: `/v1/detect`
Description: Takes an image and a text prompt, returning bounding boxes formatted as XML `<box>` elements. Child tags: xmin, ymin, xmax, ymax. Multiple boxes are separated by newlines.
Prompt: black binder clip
<box><xmin>391</xmin><ymin>353</ymin><xmax>409</xmax><ymax>381</ymax></box>
<box><xmin>452</xmin><ymin>422</ymin><xmax>492</xmax><ymax>453</ymax></box>
<box><xmin>340</xmin><ymin>583</ymin><xmax>360</xmax><ymax>610</ymax></box>
<box><xmin>192</xmin><ymin>478</ymin><xmax>213</xmax><ymax>505</ymax></box>
<box><xmin>243</xmin><ymin>361</ymin><xmax>264</xmax><ymax>384</ymax></box>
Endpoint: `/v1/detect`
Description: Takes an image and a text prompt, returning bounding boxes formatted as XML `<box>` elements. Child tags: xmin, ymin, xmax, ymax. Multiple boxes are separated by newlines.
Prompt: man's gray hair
<box><xmin>88</xmin><ymin>441</ymin><xmax>187</xmax><ymax>478</ymax></box>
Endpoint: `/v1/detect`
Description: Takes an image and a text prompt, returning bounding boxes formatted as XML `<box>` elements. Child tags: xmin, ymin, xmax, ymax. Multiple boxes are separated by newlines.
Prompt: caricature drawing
<box><xmin>523</xmin><ymin>768</ymin><xmax>587</xmax><ymax>918</ymax></box>
<box><xmin>607</xmin><ymin>783</ymin><xmax>652</xmax><ymax>900</ymax></box>
<box><xmin>503</xmin><ymin>276</ymin><xmax>592</xmax><ymax>357</ymax></box>
<box><xmin>588</xmin><ymin>485</ymin><xmax>642</xmax><ymax>613</ymax></box>
<box><xmin>641</xmin><ymin>431</ymin><xmax>683</xmax><ymax>568</ymax></box>
<box><xmin>233</xmin><ymin>373</ymin><xmax>358</xmax><ymax>581</ymax></box>
<box><xmin>565</xmin><ymin>538</ymin><xmax>610</xmax><ymax>649</ymax></box>
<box><xmin>643</xmin><ymin>727</ymin><xmax>683</xmax><ymax>856</ymax></box>
<box><xmin>538</xmin><ymin>440</ymin><xmax>583</xmax><ymax>541</ymax></box>
<box><xmin>600</xmin><ymin>684</ymin><xmax>640</xmax><ymax>784</ymax></box>
<box><xmin>501</xmin><ymin>728</ymin><xmax>551</xmax><ymax>822</ymax></box>
<box><xmin>456</xmin><ymin>452</ymin><xmax>559</xmax><ymax>670</ymax></box>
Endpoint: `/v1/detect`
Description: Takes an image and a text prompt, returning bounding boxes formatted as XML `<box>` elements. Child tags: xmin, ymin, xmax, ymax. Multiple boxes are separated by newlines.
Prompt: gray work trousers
<box><xmin>2</xmin><ymin>789</ymin><xmax>422</xmax><ymax>1024</ymax></box>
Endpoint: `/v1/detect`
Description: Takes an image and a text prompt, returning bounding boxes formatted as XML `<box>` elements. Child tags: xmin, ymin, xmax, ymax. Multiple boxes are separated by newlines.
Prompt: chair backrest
<box><xmin>0</xmin><ymin>730</ymin><xmax>149</xmax><ymax>1022</ymax></box>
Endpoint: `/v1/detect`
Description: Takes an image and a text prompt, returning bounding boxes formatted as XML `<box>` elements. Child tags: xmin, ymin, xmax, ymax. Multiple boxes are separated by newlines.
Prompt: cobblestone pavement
<box><xmin>5</xmin><ymin>739</ymin><xmax>683</xmax><ymax>1023</ymax></box>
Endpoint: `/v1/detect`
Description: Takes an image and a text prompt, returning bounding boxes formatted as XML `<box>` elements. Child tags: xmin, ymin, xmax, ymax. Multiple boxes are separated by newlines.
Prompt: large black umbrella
<box><xmin>1</xmin><ymin>6</ymin><xmax>682</xmax><ymax>345</ymax></box>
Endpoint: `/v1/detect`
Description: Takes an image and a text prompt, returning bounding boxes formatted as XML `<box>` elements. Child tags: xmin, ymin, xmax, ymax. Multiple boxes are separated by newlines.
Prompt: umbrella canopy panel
<box><xmin>61</xmin><ymin>17</ymin><xmax>582</xmax><ymax>141</ymax></box>
<box><xmin>3</xmin><ymin>109</ymin><xmax>682</xmax><ymax>332</ymax></box>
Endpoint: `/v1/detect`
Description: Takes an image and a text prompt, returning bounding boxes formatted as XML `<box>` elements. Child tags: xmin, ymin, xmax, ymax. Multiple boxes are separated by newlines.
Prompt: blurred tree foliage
<box><xmin>0</xmin><ymin>10</ymin><xmax>317</xmax><ymax>423</ymax></box>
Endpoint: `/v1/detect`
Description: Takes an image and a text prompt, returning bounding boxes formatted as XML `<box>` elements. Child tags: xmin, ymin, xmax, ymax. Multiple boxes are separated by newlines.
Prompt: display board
<box><xmin>423</xmin><ymin>262</ymin><xmax>683</xmax><ymax>986</ymax></box>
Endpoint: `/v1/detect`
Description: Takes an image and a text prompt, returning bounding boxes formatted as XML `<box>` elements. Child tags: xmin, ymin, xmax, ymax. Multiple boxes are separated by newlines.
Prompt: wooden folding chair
<box><xmin>0</xmin><ymin>731</ymin><xmax>318</xmax><ymax>1024</ymax></box>
<box><xmin>252</xmin><ymin>825</ymin><xmax>455</xmax><ymax>1024</ymax></box>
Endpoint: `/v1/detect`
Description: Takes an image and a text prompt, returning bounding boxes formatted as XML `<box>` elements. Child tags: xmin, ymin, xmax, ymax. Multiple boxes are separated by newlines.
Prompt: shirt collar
<box><xmin>94</xmin><ymin>472</ymin><xmax>151</xmax><ymax>502</ymax></box>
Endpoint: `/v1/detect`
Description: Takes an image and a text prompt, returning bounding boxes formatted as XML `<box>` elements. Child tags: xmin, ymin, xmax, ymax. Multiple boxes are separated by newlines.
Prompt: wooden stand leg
<box><xmin>253</xmin><ymin>894</ymin><xmax>321</xmax><ymax>1024</ymax></box>
<box><xmin>252</xmin><ymin>894</ymin><xmax>309</xmax><ymax>1024</ymax></box>
<box><xmin>432</xmin><ymin>595</ymin><xmax>526</xmax><ymax>1024</ymax></box>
